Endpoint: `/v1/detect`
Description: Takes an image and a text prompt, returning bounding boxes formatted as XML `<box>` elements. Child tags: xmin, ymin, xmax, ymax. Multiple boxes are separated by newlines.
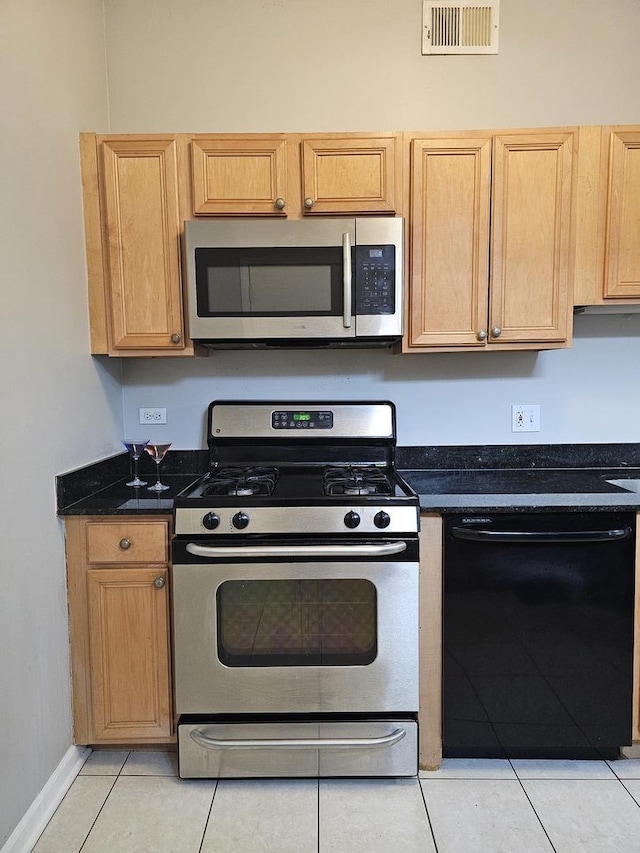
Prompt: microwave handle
<box><xmin>343</xmin><ymin>232</ymin><xmax>352</xmax><ymax>328</ymax></box>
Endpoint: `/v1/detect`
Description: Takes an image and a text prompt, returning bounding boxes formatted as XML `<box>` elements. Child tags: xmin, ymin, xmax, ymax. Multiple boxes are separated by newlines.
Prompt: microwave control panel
<box><xmin>355</xmin><ymin>246</ymin><xmax>396</xmax><ymax>315</ymax></box>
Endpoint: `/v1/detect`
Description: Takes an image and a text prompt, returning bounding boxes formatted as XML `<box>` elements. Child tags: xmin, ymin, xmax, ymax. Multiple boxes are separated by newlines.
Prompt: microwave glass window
<box><xmin>195</xmin><ymin>247</ymin><xmax>345</xmax><ymax>317</ymax></box>
<box><xmin>207</xmin><ymin>265</ymin><xmax>331</xmax><ymax>314</ymax></box>
<box><xmin>216</xmin><ymin>578</ymin><xmax>377</xmax><ymax>667</ymax></box>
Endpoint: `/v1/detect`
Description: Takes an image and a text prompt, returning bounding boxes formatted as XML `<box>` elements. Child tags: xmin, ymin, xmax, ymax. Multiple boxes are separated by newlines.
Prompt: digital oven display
<box><xmin>272</xmin><ymin>410</ymin><xmax>334</xmax><ymax>429</ymax></box>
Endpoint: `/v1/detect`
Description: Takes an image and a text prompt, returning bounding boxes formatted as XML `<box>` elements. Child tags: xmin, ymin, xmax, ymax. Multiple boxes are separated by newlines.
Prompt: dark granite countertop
<box><xmin>57</xmin><ymin>443</ymin><xmax>640</xmax><ymax>517</ymax></box>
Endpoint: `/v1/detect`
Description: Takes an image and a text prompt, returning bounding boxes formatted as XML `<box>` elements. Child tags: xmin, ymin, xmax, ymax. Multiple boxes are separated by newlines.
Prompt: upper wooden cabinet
<box><xmin>188</xmin><ymin>133</ymin><xmax>399</xmax><ymax>218</ymax></box>
<box><xmin>574</xmin><ymin>126</ymin><xmax>640</xmax><ymax>305</ymax></box>
<box><xmin>191</xmin><ymin>135</ymin><xmax>288</xmax><ymax>216</ymax></box>
<box><xmin>80</xmin><ymin>134</ymin><xmax>193</xmax><ymax>357</ymax></box>
<box><xmin>405</xmin><ymin>129</ymin><xmax>576</xmax><ymax>352</ymax></box>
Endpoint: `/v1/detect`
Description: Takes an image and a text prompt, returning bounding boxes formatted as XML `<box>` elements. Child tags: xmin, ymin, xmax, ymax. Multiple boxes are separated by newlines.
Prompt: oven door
<box><xmin>172</xmin><ymin>539</ymin><xmax>419</xmax><ymax>715</ymax></box>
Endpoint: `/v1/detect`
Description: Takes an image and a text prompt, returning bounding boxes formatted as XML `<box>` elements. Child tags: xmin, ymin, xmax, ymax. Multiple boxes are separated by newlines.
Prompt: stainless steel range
<box><xmin>172</xmin><ymin>401</ymin><xmax>420</xmax><ymax>779</ymax></box>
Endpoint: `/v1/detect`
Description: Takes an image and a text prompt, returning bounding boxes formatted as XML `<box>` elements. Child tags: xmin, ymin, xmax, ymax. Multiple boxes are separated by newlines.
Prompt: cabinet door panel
<box><xmin>100</xmin><ymin>138</ymin><xmax>185</xmax><ymax>351</ymax></box>
<box><xmin>301</xmin><ymin>137</ymin><xmax>397</xmax><ymax>214</ymax></box>
<box><xmin>191</xmin><ymin>137</ymin><xmax>287</xmax><ymax>215</ymax></box>
<box><xmin>490</xmin><ymin>133</ymin><xmax>574</xmax><ymax>342</ymax></box>
<box><xmin>604</xmin><ymin>130</ymin><xmax>640</xmax><ymax>298</ymax></box>
<box><xmin>87</xmin><ymin>568</ymin><xmax>172</xmax><ymax>741</ymax></box>
<box><xmin>408</xmin><ymin>137</ymin><xmax>491</xmax><ymax>347</ymax></box>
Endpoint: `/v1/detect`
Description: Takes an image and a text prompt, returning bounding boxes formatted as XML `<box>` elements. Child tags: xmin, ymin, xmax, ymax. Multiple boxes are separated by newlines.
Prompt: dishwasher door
<box><xmin>443</xmin><ymin>511</ymin><xmax>636</xmax><ymax>760</ymax></box>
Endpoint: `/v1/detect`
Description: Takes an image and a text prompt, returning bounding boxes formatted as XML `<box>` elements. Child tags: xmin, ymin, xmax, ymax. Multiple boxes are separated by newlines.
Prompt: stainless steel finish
<box><xmin>189</xmin><ymin>727</ymin><xmax>406</xmax><ymax>750</ymax></box>
<box><xmin>173</xmin><ymin>560</ymin><xmax>419</xmax><ymax>714</ymax></box>
<box><xmin>171</xmin><ymin>333</ymin><xmax>182</xmax><ymax>344</ymax></box>
<box><xmin>343</xmin><ymin>231</ymin><xmax>352</xmax><ymax>329</ymax></box>
<box><xmin>185</xmin><ymin>541</ymin><xmax>407</xmax><ymax>558</ymax></box>
<box><xmin>178</xmin><ymin>720</ymin><xmax>418</xmax><ymax>778</ymax></box>
<box><xmin>491</xmin><ymin>326</ymin><xmax>502</xmax><ymax>338</ymax></box>
<box><xmin>175</xmin><ymin>505</ymin><xmax>418</xmax><ymax>536</ymax></box>
<box><xmin>304</xmin><ymin>197</ymin><xmax>314</xmax><ymax>208</ymax></box>
<box><xmin>209</xmin><ymin>401</ymin><xmax>394</xmax><ymax>439</ymax></box>
<box><xmin>476</xmin><ymin>329</ymin><xmax>488</xmax><ymax>341</ymax></box>
<box><xmin>184</xmin><ymin>217</ymin><xmax>403</xmax><ymax>342</ymax></box>
<box><xmin>274</xmin><ymin>197</ymin><xmax>285</xmax><ymax>209</ymax></box>
<box><xmin>153</xmin><ymin>576</ymin><xmax>166</xmax><ymax>588</ymax></box>
<box><xmin>119</xmin><ymin>538</ymin><xmax>131</xmax><ymax>550</ymax></box>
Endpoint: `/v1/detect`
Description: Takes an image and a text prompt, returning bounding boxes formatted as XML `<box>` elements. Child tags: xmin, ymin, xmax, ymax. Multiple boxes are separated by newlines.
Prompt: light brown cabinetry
<box><xmin>80</xmin><ymin>134</ymin><xmax>193</xmax><ymax>357</ymax></box>
<box><xmin>65</xmin><ymin>516</ymin><xmax>174</xmax><ymax>744</ymax></box>
<box><xmin>188</xmin><ymin>133</ymin><xmax>400</xmax><ymax>218</ymax></box>
<box><xmin>574</xmin><ymin>126</ymin><xmax>640</xmax><ymax>305</ymax></box>
<box><xmin>404</xmin><ymin>129</ymin><xmax>576</xmax><ymax>352</ymax></box>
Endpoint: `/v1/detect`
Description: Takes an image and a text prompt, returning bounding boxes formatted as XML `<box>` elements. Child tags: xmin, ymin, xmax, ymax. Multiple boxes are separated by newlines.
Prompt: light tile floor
<box><xmin>30</xmin><ymin>752</ymin><xmax>640</xmax><ymax>852</ymax></box>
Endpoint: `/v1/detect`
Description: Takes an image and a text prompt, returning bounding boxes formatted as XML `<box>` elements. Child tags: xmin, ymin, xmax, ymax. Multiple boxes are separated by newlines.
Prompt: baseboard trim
<box><xmin>1</xmin><ymin>745</ymin><xmax>90</xmax><ymax>853</ymax></box>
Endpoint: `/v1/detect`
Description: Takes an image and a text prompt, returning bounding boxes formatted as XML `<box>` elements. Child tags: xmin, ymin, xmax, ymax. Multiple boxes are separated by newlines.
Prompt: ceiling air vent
<box><xmin>422</xmin><ymin>1</ymin><xmax>499</xmax><ymax>54</ymax></box>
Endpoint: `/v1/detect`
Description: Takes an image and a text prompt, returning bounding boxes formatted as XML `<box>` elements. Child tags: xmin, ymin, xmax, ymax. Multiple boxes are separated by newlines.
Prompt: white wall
<box><xmin>108</xmin><ymin>0</ymin><xmax>640</xmax><ymax>448</ymax></box>
<box><xmin>0</xmin><ymin>1</ymin><xmax>120</xmax><ymax>845</ymax></box>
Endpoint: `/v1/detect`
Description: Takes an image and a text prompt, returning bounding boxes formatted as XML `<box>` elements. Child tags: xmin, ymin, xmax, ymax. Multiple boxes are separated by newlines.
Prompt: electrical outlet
<box><xmin>139</xmin><ymin>407</ymin><xmax>167</xmax><ymax>424</ymax></box>
<box><xmin>512</xmin><ymin>404</ymin><xmax>540</xmax><ymax>432</ymax></box>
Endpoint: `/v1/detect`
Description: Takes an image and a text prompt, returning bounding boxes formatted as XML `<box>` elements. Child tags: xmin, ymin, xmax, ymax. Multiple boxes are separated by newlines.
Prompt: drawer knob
<box><xmin>119</xmin><ymin>538</ymin><xmax>132</xmax><ymax>550</ymax></box>
<box><xmin>154</xmin><ymin>576</ymin><xmax>166</xmax><ymax>589</ymax></box>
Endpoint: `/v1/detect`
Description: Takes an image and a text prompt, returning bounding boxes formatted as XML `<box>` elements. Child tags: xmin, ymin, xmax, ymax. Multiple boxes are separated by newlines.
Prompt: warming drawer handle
<box><xmin>451</xmin><ymin>526</ymin><xmax>632</xmax><ymax>544</ymax></box>
<box><xmin>343</xmin><ymin>231</ymin><xmax>352</xmax><ymax>329</ymax></box>
<box><xmin>189</xmin><ymin>727</ymin><xmax>407</xmax><ymax>751</ymax></box>
<box><xmin>185</xmin><ymin>541</ymin><xmax>407</xmax><ymax>558</ymax></box>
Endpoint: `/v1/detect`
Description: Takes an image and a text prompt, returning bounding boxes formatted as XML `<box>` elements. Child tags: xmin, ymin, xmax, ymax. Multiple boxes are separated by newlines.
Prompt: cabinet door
<box><xmin>99</xmin><ymin>137</ymin><xmax>187</xmax><ymax>352</ymax></box>
<box><xmin>408</xmin><ymin>136</ymin><xmax>491</xmax><ymax>348</ymax></box>
<box><xmin>604</xmin><ymin>129</ymin><xmax>640</xmax><ymax>298</ymax></box>
<box><xmin>191</xmin><ymin>136</ymin><xmax>288</xmax><ymax>215</ymax></box>
<box><xmin>300</xmin><ymin>136</ymin><xmax>397</xmax><ymax>214</ymax></box>
<box><xmin>87</xmin><ymin>568</ymin><xmax>172</xmax><ymax>741</ymax></box>
<box><xmin>490</xmin><ymin>132</ymin><xmax>574</xmax><ymax>343</ymax></box>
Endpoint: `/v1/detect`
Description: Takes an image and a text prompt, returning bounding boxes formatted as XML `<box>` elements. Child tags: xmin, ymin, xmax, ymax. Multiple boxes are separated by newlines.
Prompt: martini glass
<box><xmin>122</xmin><ymin>439</ymin><xmax>150</xmax><ymax>487</ymax></box>
<box><xmin>145</xmin><ymin>443</ymin><xmax>172</xmax><ymax>491</ymax></box>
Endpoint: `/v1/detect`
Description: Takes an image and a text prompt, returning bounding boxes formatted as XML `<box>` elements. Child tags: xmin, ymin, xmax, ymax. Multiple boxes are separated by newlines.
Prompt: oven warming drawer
<box><xmin>178</xmin><ymin>719</ymin><xmax>418</xmax><ymax>778</ymax></box>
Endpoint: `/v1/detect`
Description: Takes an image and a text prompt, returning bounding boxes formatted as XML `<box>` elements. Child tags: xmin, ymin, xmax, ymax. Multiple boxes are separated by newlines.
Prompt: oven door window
<box><xmin>195</xmin><ymin>247</ymin><xmax>347</xmax><ymax>317</ymax></box>
<box><xmin>217</xmin><ymin>579</ymin><xmax>377</xmax><ymax>666</ymax></box>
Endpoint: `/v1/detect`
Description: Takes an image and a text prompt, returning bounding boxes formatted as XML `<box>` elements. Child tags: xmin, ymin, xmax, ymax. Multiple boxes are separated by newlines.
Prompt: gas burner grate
<box><xmin>203</xmin><ymin>466</ymin><xmax>279</xmax><ymax>497</ymax></box>
<box><xmin>323</xmin><ymin>465</ymin><xmax>393</xmax><ymax>497</ymax></box>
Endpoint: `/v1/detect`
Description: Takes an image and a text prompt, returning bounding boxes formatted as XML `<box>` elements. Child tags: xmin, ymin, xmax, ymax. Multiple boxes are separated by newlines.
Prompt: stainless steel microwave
<box><xmin>184</xmin><ymin>217</ymin><xmax>403</xmax><ymax>348</ymax></box>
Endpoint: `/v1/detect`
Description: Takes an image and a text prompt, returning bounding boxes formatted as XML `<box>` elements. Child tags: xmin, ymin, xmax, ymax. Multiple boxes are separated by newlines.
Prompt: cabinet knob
<box><xmin>154</xmin><ymin>576</ymin><xmax>166</xmax><ymax>589</ymax></box>
<box><xmin>119</xmin><ymin>538</ymin><xmax>132</xmax><ymax>550</ymax></box>
<box><xmin>274</xmin><ymin>197</ymin><xmax>286</xmax><ymax>210</ymax></box>
<box><xmin>304</xmin><ymin>197</ymin><xmax>314</xmax><ymax>209</ymax></box>
<box><xmin>170</xmin><ymin>333</ymin><xmax>181</xmax><ymax>344</ymax></box>
<box><xmin>476</xmin><ymin>329</ymin><xmax>488</xmax><ymax>341</ymax></box>
<box><xmin>491</xmin><ymin>326</ymin><xmax>503</xmax><ymax>338</ymax></box>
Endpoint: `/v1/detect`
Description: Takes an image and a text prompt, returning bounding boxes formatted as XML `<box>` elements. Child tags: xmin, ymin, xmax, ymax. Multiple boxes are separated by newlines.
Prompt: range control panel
<box><xmin>355</xmin><ymin>245</ymin><xmax>396</xmax><ymax>315</ymax></box>
<box><xmin>272</xmin><ymin>410</ymin><xmax>334</xmax><ymax>430</ymax></box>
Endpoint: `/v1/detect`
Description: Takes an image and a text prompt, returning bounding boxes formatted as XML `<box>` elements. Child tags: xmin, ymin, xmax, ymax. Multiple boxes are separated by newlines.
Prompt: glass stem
<box><xmin>133</xmin><ymin>455</ymin><xmax>140</xmax><ymax>483</ymax></box>
<box><xmin>155</xmin><ymin>460</ymin><xmax>162</xmax><ymax>487</ymax></box>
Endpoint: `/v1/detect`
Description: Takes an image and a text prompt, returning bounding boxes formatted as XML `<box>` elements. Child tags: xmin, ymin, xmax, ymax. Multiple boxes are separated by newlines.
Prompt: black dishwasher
<box><xmin>443</xmin><ymin>512</ymin><xmax>635</xmax><ymax>760</ymax></box>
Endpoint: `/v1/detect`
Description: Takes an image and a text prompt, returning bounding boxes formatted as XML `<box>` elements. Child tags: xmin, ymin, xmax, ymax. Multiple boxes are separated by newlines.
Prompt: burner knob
<box><xmin>344</xmin><ymin>511</ymin><xmax>361</xmax><ymax>529</ymax></box>
<box><xmin>202</xmin><ymin>512</ymin><xmax>220</xmax><ymax>530</ymax></box>
<box><xmin>232</xmin><ymin>511</ymin><xmax>250</xmax><ymax>530</ymax></box>
<box><xmin>374</xmin><ymin>511</ymin><xmax>391</xmax><ymax>529</ymax></box>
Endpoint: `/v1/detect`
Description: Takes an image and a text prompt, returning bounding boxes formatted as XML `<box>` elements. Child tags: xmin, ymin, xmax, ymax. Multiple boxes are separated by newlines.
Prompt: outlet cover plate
<box><xmin>512</xmin><ymin>404</ymin><xmax>540</xmax><ymax>432</ymax></box>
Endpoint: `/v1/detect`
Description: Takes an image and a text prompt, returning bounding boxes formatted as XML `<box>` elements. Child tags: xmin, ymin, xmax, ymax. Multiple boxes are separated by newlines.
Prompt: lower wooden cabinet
<box><xmin>65</xmin><ymin>516</ymin><xmax>174</xmax><ymax>745</ymax></box>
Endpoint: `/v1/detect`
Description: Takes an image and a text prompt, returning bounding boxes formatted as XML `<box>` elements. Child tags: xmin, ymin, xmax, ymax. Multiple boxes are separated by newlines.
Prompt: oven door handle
<box><xmin>189</xmin><ymin>727</ymin><xmax>407</xmax><ymax>751</ymax></box>
<box><xmin>185</xmin><ymin>541</ymin><xmax>407</xmax><ymax>558</ymax></box>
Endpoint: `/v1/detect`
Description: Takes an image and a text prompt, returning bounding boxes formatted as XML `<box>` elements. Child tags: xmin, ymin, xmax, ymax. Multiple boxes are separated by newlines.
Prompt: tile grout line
<box><xmin>417</xmin><ymin>778</ymin><xmax>440</xmax><ymax>853</ymax></box>
<box><xmin>197</xmin><ymin>778</ymin><xmax>218</xmax><ymax>853</ymax></box>
<box><xmin>509</xmin><ymin>759</ymin><xmax>559</xmax><ymax>853</ymax></box>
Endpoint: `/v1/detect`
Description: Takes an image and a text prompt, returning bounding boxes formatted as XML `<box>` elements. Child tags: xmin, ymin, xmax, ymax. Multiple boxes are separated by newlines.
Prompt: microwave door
<box><xmin>192</xmin><ymin>243</ymin><xmax>356</xmax><ymax>341</ymax></box>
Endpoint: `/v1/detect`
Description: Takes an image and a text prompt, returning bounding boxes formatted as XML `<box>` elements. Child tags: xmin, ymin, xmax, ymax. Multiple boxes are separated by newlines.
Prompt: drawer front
<box><xmin>85</xmin><ymin>520</ymin><xmax>169</xmax><ymax>564</ymax></box>
<box><xmin>178</xmin><ymin>719</ymin><xmax>417</xmax><ymax>778</ymax></box>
